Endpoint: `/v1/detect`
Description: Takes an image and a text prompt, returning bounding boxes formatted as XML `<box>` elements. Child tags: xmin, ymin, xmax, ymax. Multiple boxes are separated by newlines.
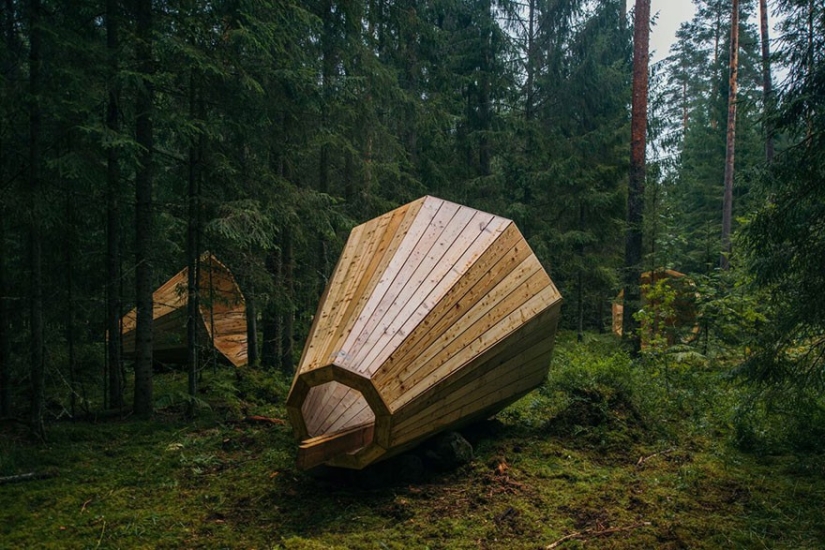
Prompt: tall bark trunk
<box><xmin>0</xmin><ymin>214</ymin><xmax>8</xmax><ymax>417</ymax></box>
<box><xmin>262</xmin><ymin>248</ymin><xmax>281</xmax><ymax>369</ymax></box>
<box><xmin>525</xmin><ymin>0</ymin><xmax>536</xmax><ymax>122</ymax></box>
<box><xmin>186</xmin><ymin>70</ymin><xmax>201</xmax><ymax>413</ymax></box>
<box><xmin>65</xmin><ymin>180</ymin><xmax>77</xmax><ymax>417</ymax></box>
<box><xmin>721</xmin><ymin>0</ymin><xmax>740</xmax><ymax>271</ymax></box>
<box><xmin>28</xmin><ymin>0</ymin><xmax>45</xmax><ymax>438</ymax></box>
<box><xmin>106</xmin><ymin>0</ymin><xmax>123</xmax><ymax>410</ymax></box>
<box><xmin>280</xmin><ymin>227</ymin><xmax>294</xmax><ymax>374</ymax></box>
<box><xmin>806</xmin><ymin>0</ymin><xmax>814</xmax><ymax>139</ymax></box>
<box><xmin>758</xmin><ymin>0</ymin><xmax>774</xmax><ymax>163</ymax></box>
<box><xmin>246</xmin><ymin>284</ymin><xmax>258</xmax><ymax>366</ymax></box>
<box><xmin>133</xmin><ymin>0</ymin><xmax>154</xmax><ymax>416</ymax></box>
<box><xmin>576</xmin><ymin>202</ymin><xmax>585</xmax><ymax>343</ymax></box>
<box><xmin>622</xmin><ymin>0</ymin><xmax>650</xmax><ymax>355</ymax></box>
<box><xmin>478</xmin><ymin>0</ymin><xmax>492</xmax><ymax>177</ymax></box>
<box><xmin>710</xmin><ymin>0</ymin><xmax>724</xmax><ymax>129</ymax></box>
<box><xmin>1</xmin><ymin>0</ymin><xmax>19</xmax><ymax>420</ymax></box>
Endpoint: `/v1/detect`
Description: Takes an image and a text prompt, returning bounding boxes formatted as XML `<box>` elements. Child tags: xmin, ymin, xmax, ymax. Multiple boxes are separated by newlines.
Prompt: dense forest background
<box><xmin>0</xmin><ymin>0</ymin><xmax>823</xmax><ymax>452</ymax></box>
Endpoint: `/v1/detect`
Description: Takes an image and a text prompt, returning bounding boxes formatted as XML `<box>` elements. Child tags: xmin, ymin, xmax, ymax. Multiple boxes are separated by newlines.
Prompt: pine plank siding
<box><xmin>286</xmin><ymin>196</ymin><xmax>562</xmax><ymax>469</ymax></box>
<box><xmin>121</xmin><ymin>253</ymin><xmax>248</xmax><ymax>367</ymax></box>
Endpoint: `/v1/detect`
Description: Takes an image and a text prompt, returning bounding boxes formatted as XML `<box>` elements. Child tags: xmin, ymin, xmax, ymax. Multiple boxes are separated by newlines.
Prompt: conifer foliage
<box><xmin>742</xmin><ymin>0</ymin><xmax>825</xmax><ymax>398</ymax></box>
<box><xmin>0</xmin><ymin>0</ymin><xmax>638</xmax><ymax>427</ymax></box>
<box><xmin>5</xmin><ymin>0</ymin><xmax>820</xmax><ymax>446</ymax></box>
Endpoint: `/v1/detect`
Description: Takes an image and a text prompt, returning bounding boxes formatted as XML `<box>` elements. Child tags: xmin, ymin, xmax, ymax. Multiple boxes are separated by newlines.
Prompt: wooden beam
<box><xmin>297</xmin><ymin>422</ymin><xmax>375</xmax><ymax>470</ymax></box>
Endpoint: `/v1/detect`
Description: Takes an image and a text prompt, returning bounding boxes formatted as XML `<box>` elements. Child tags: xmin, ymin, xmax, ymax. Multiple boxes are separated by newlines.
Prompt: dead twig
<box><xmin>636</xmin><ymin>448</ymin><xmax>676</xmax><ymax>467</ymax></box>
<box><xmin>0</xmin><ymin>471</ymin><xmax>57</xmax><ymax>485</ymax></box>
<box><xmin>243</xmin><ymin>415</ymin><xmax>285</xmax><ymax>426</ymax></box>
<box><xmin>545</xmin><ymin>521</ymin><xmax>652</xmax><ymax>548</ymax></box>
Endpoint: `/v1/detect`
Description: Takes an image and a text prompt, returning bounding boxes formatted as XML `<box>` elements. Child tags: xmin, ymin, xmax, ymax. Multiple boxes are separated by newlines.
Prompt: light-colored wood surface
<box><xmin>120</xmin><ymin>253</ymin><xmax>248</xmax><ymax>367</ymax></box>
<box><xmin>286</xmin><ymin>196</ymin><xmax>563</xmax><ymax>469</ymax></box>
<box><xmin>297</xmin><ymin>422</ymin><xmax>375</xmax><ymax>470</ymax></box>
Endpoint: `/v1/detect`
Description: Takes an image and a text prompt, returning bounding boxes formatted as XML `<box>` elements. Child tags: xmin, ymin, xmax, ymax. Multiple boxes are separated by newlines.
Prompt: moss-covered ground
<box><xmin>2</xmin><ymin>333</ymin><xmax>824</xmax><ymax>549</ymax></box>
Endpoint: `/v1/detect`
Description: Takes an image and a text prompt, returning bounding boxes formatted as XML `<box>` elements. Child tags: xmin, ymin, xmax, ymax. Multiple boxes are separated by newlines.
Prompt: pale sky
<box><xmin>648</xmin><ymin>0</ymin><xmax>697</xmax><ymax>62</ymax></box>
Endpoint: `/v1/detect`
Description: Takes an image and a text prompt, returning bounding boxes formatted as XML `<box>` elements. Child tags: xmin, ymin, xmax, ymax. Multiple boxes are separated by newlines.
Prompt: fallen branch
<box><xmin>244</xmin><ymin>415</ymin><xmax>286</xmax><ymax>426</ymax></box>
<box><xmin>0</xmin><ymin>471</ymin><xmax>58</xmax><ymax>485</ymax></box>
<box><xmin>636</xmin><ymin>448</ymin><xmax>676</xmax><ymax>467</ymax></box>
<box><xmin>545</xmin><ymin>521</ymin><xmax>652</xmax><ymax>549</ymax></box>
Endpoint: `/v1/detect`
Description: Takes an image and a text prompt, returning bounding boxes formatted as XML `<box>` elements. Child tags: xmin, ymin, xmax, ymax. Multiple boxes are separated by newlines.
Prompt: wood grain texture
<box><xmin>121</xmin><ymin>252</ymin><xmax>248</xmax><ymax>367</ymax></box>
<box><xmin>286</xmin><ymin>196</ymin><xmax>563</xmax><ymax>470</ymax></box>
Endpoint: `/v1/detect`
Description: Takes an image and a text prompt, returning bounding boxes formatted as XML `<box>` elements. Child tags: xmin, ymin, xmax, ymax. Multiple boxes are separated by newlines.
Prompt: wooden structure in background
<box><xmin>287</xmin><ymin>196</ymin><xmax>563</xmax><ymax>470</ymax></box>
<box><xmin>612</xmin><ymin>269</ymin><xmax>696</xmax><ymax>346</ymax></box>
<box><xmin>121</xmin><ymin>253</ymin><xmax>248</xmax><ymax>367</ymax></box>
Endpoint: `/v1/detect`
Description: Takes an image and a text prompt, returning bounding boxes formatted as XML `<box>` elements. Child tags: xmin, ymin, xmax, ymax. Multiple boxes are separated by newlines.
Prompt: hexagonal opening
<box><xmin>301</xmin><ymin>380</ymin><xmax>376</xmax><ymax>442</ymax></box>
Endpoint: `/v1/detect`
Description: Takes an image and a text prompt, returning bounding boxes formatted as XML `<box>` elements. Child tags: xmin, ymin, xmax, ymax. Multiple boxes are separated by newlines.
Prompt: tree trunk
<box><xmin>1</xmin><ymin>0</ymin><xmax>20</xmax><ymax>420</ymax></box>
<box><xmin>28</xmin><ymin>0</ymin><xmax>45</xmax><ymax>438</ymax></box>
<box><xmin>622</xmin><ymin>0</ymin><xmax>650</xmax><ymax>355</ymax></box>
<box><xmin>262</xmin><ymin>248</ymin><xmax>281</xmax><ymax>369</ymax></box>
<box><xmin>720</xmin><ymin>0</ymin><xmax>739</xmax><ymax>270</ymax></box>
<box><xmin>576</xmin><ymin>202</ymin><xmax>585</xmax><ymax>343</ymax></box>
<box><xmin>710</xmin><ymin>0</ymin><xmax>724</xmax><ymax>129</ymax></box>
<box><xmin>280</xmin><ymin>227</ymin><xmax>294</xmax><ymax>374</ymax></box>
<box><xmin>525</xmin><ymin>0</ymin><xmax>536</xmax><ymax>122</ymax></box>
<box><xmin>133</xmin><ymin>0</ymin><xmax>154</xmax><ymax>416</ymax></box>
<box><xmin>246</xmin><ymin>284</ymin><xmax>258</xmax><ymax>366</ymax></box>
<box><xmin>65</xmin><ymin>183</ymin><xmax>77</xmax><ymax>417</ymax></box>
<box><xmin>186</xmin><ymin>69</ymin><xmax>201</xmax><ymax>414</ymax></box>
<box><xmin>0</xmin><ymin>214</ymin><xmax>8</xmax><ymax>417</ymax></box>
<box><xmin>106</xmin><ymin>0</ymin><xmax>123</xmax><ymax>410</ymax></box>
<box><xmin>758</xmin><ymin>0</ymin><xmax>774</xmax><ymax>163</ymax></box>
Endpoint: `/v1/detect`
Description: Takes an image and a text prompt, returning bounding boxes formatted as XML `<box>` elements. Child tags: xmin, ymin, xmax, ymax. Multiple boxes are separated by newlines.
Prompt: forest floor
<box><xmin>2</xmin><ymin>332</ymin><xmax>824</xmax><ymax>549</ymax></box>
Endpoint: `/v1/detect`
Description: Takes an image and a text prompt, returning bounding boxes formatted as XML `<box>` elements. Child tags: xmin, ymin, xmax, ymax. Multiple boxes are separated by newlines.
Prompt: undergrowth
<box><xmin>2</xmin><ymin>332</ymin><xmax>824</xmax><ymax>549</ymax></box>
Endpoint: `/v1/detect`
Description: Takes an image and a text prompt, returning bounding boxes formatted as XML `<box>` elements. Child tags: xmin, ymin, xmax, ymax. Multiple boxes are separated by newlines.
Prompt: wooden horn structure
<box><xmin>121</xmin><ymin>252</ymin><xmax>248</xmax><ymax>367</ymax></box>
<box><xmin>287</xmin><ymin>196</ymin><xmax>562</xmax><ymax>470</ymax></box>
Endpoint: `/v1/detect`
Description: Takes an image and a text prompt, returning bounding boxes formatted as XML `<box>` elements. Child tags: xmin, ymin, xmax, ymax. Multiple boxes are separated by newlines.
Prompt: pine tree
<box><xmin>656</xmin><ymin>0</ymin><xmax>764</xmax><ymax>274</ymax></box>
<box><xmin>105</xmin><ymin>0</ymin><xmax>123</xmax><ymax>410</ymax></box>
<box><xmin>720</xmin><ymin>0</ymin><xmax>741</xmax><ymax>270</ymax></box>
<box><xmin>758</xmin><ymin>0</ymin><xmax>774</xmax><ymax>163</ymax></box>
<box><xmin>28</xmin><ymin>0</ymin><xmax>46</xmax><ymax>438</ymax></box>
<box><xmin>133</xmin><ymin>0</ymin><xmax>154</xmax><ymax>417</ymax></box>
<box><xmin>742</xmin><ymin>0</ymin><xmax>825</xmax><ymax>396</ymax></box>
<box><xmin>623</xmin><ymin>0</ymin><xmax>651</xmax><ymax>353</ymax></box>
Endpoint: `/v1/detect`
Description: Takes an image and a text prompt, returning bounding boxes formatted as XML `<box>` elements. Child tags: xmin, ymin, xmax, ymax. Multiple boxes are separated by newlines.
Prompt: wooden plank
<box><xmin>312</xmin><ymin>212</ymin><xmax>395</xmax><ymax>369</ymax></box>
<box><xmin>298</xmin><ymin>221</ymin><xmax>371</xmax><ymax>374</ymax></box>
<box><xmin>349</xmin><ymin>203</ymin><xmax>477</xmax><ymax>375</ymax></box>
<box><xmin>297</xmin><ymin>422</ymin><xmax>375</xmax><ymax>470</ymax></box>
<box><xmin>319</xmin><ymin>201</ymin><xmax>417</xmax><ymax>370</ymax></box>
<box><xmin>325</xmin><ymin>438</ymin><xmax>387</xmax><ymax>470</ymax></box>
<box><xmin>388</xmin><ymin>279</ymin><xmax>559</xmax><ymax>412</ymax></box>
<box><xmin>370</xmin><ymin>222</ymin><xmax>525</xmax><ymax>386</ymax></box>
<box><xmin>314</xmin><ymin>387</ymin><xmax>372</xmax><ymax>435</ymax></box>
<box><xmin>383</xmin><ymin>254</ymin><xmax>546</xmax><ymax>403</ymax></box>
<box><xmin>286</xmin><ymin>377</ymin><xmax>311</xmax><ymax>439</ymax></box>
<box><xmin>323</xmin><ymin>399</ymin><xmax>375</xmax><ymax>434</ymax></box>
<box><xmin>299</xmin><ymin>221</ymin><xmax>383</xmax><ymax>417</ymax></box>
<box><xmin>304</xmin><ymin>381</ymin><xmax>353</xmax><ymax>436</ymax></box>
<box><xmin>391</xmin><ymin>328</ymin><xmax>557</xmax><ymax>438</ymax></box>
<box><xmin>352</xmin><ymin>209</ymin><xmax>501</xmax><ymax>377</ymax></box>
<box><xmin>346</xmin><ymin>201</ymin><xmax>466</xmax><ymax>374</ymax></box>
<box><xmin>391</xmin><ymin>341</ymin><xmax>556</xmax><ymax>445</ymax></box>
<box><xmin>334</xmin><ymin>197</ymin><xmax>442</xmax><ymax>367</ymax></box>
<box><xmin>391</xmin><ymin>301</ymin><xmax>561</xmax><ymax>425</ymax></box>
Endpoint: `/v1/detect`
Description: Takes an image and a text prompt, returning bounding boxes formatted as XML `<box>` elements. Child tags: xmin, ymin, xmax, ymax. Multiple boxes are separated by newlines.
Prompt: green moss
<box><xmin>2</xmin><ymin>338</ymin><xmax>824</xmax><ymax>548</ymax></box>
